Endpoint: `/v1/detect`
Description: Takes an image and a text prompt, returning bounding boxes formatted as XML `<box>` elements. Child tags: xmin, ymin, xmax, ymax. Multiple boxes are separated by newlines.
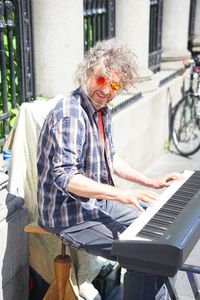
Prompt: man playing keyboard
<box><xmin>37</xmin><ymin>39</ymin><xmax>180</xmax><ymax>300</ymax></box>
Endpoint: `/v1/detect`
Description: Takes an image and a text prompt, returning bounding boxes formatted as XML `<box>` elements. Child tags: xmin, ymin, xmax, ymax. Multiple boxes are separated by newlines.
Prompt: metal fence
<box><xmin>0</xmin><ymin>0</ymin><xmax>34</xmax><ymax>147</ymax></box>
<box><xmin>149</xmin><ymin>0</ymin><xmax>163</xmax><ymax>73</ymax></box>
<box><xmin>83</xmin><ymin>0</ymin><xmax>115</xmax><ymax>52</ymax></box>
<box><xmin>188</xmin><ymin>0</ymin><xmax>197</xmax><ymax>52</ymax></box>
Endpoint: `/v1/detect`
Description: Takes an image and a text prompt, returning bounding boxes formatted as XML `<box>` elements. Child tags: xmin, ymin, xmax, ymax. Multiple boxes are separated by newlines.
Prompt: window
<box><xmin>83</xmin><ymin>0</ymin><xmax>115</xmax><ymax>52</ymax></box>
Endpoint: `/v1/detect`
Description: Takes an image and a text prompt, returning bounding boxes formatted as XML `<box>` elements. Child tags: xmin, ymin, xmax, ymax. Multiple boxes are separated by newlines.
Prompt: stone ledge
<box><xmin>110</xmin><ymin>68</ymin><xmax>185</xmax><ymax>115</ymax></box>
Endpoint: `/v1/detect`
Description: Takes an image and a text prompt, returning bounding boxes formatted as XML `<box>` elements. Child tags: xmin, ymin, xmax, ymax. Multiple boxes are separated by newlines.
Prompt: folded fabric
<box><xmin>0</xmin><ymin>193</ymin><xmax>24</xmax><ymax>222</ymax></box>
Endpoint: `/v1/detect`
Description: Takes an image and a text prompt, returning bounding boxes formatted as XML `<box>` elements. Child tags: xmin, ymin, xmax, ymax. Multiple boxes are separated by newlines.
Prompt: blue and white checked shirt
<box><xmin>37</xmin><ymin>88</ymin><xmax>116</xmax><ymax>232</ymax></box>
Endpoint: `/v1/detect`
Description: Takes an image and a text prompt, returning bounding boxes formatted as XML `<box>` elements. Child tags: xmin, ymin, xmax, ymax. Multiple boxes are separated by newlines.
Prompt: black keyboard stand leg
<box><xmin>179</xmin><ymin>264</ymin><xmax>200</xmax><ymax>300</ymax></box>
<box><xmin>186</xmin><ymin>272</ymin><xmax>200</xmax><ymax>300</ymax></box>
<box><xmin>166</xmin><ymin>277</ymin><xmax>180</xmax><ymax>300</ymax></box>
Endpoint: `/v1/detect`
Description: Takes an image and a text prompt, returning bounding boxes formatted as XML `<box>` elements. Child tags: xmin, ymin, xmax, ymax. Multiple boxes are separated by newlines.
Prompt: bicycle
<box><xmin>171</xmin><ymin>55</ymin><xmax>200</xmax><ymax>156</ymax></box>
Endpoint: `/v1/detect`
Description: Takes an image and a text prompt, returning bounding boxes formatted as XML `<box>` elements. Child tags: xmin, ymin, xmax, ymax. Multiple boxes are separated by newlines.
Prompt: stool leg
<box><xmin>43</xmin><ymin>243</ymin><xmax>72</xmax><ymax>300</ymax></box>
<box><xmin>64</xmin><ymin>275</ymin><xmax>77</xmax><ymax>300</ymax></box>
<box><xmin>42</xmin><ymin>255</ymin><xmax>71</xmax><ymax>300</ymax></box>
<box><xmin>43</xmin><ymin>279</ymin><xmax>58</xmax><ymax>300</ymax></box>
<box><xmin>54</xmin><ymin>251</ymin><xmax>71</xmax><ymax>300</ymax></box>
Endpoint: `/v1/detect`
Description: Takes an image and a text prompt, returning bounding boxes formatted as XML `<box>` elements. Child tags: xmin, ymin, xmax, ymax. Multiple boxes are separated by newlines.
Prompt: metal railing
<box><xmin>83</xmin><ymin>0</ymin><xmax>115</xmax><ymax>52</ymax></box>
<box><xmin>149</xmin><ymin>0</ymin><xmax>163</xmax><ymax>73</ymax></box>
<box><xmin>0</xmin><ymin>0</ymin><xmax>34</xmax><ymax>147</ymax></box>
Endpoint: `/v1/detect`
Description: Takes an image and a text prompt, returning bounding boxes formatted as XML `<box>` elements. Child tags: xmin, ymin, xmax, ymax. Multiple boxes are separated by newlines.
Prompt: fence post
<box><xmin>5</xmin><ymin>0</ymin><xmax>16</xmax><ymax>108</ymax></box>
<box><xmin>0</xmin><ymin>1</ymin><xmax>10</xmax><ymax>138</ymax></box>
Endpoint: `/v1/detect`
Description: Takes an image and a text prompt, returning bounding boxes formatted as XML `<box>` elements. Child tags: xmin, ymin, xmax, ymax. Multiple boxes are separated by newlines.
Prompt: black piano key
<box><xmin>178</xmin><ymin>187</ymin><xmax>198</xmax><ymax>195</ymax></box>
<box><xmin>182</xmin><ymin>178</ymin><xmax>199</xmax><ymax>186</ymax></box>
<box><xmin>168</xmin><ymin>195</ymin><xmax>187</xmax><ymax>203</ymax></box>
<box><xmin>169</xmin><ymin>195</ymin><xmax>189</xmax><ymax>204</ymax></box>
<box><xmin>155</xmin><ymin>212</ymin><xmax>175</xmax><ymax>222</ymax></box>
<box><xmin>149</xmin><ymin>217</ymin><xmax>172</xmax><ymax>227</ymax></box>
<box><xmin>164</xmin><ymin>203</ymin><xmax>182</xmax><ymax>212</ymax></box>
<box><xmin>181</xmin><ymin>180</ymin><xmax>200</xmax><ymax>190</ymax></box>
<box><xmin>167</xmin><ymin>199</ymin><xmax>188</xmax><ymax>209</ymax></box>
<box><xmin>138</xmin><ymin>229</ymin><xmax>163</xmax><ymax>240</ymax></box>
<box><xmin>144</xmin><ymin>224</ymin><xmax>167</xmax><ymax>233</ymax></box>
<box><xmin>147</xmin><ymin>220</ymin><xmax>168</xmax><ymax>230</ymax></box>
<box><xmin>183</xmin><ymin>182</ymin><xmax>199</xmax><ymax>191</ymax></box>
<box><xmin>173</xmin><ymin>191</ymin><xmax>196</xmax><ymax>200</ymax></box>
<box><xmin>159</xmin><ymin>207</ymin><xmax>179</xmax><ymax>216</ymax></box>
<box><xmin>137</xmin><ymin>232</ymin><xmax>160</xmax><ymax>240</ymax></box>
<box><xmin>187</xmin><ymin>176</ymin><xmax>200</xmax><ymax>184</ymax></box>
<box><xmin>176</xmin><ymin>188</ymin><xmax>197</xmax><ymax>195</ymax></box>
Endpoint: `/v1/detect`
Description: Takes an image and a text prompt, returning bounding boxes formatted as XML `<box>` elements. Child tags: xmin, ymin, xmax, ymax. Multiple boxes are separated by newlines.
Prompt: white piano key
<box><xmin>119</xmin><ymin>170</ymin><xmax>194</xmax><ymax>241</ymax></box>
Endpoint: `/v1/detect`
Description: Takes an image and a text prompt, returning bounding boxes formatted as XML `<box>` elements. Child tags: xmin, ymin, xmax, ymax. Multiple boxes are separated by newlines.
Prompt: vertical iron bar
<box><xmin>13</xmin><ymin>0</ymin><xmax>25</xmax><ymax>104</ymax></box>
<box><xmin>154</xmin><ymin>2</ymin><xmax>158</xmax><ymax>69</ymax></box>
<box><xmin>101</xmin><ymin>0</ymin><xmax>106</xmax><ymax>40</ymax></box>
<box><xmin>25</xmin><ymin>0</ymin><xmax>34</xmax><ymax>101</ymax></box>
<box><xmin>0</xmin><ymin>1</ymin><xmax>7</xmax><ymax>111</ymax></box>
<box><xmin>152</xmin><ymin>1</ymin><xmax>156</xmax><ymax>50</ymax></box>
<box><xmin>106</xmin><ymin>0</ymin><xmax>115</xmax><ymax>38</ymax></box>
<box><xmin>5</xmin><ymin>0</ymin><xmax>16</xmax><ymax>108</ymax></box>
<box><xmin>0</xmin><ymin>0</ymin><xmax>9</xmax><ymax>136</ymax></box>
<box><xmin>97</xmin><ymin>0</ymin><xmax>102</xmax><ymax>41</ymax></box>
<box><xmin>87</xmin><ymin>0</ymin><xmax>92</xmax><ymax>49</ymax></box>
<box><xmin>83</xmin><ymin>0</ymin><xmax>88</xmax><ymax>51</ymax></box>
<box><xmin>149</xmin><ymin>1</ymin><xmax>154</xmax><ymax>70</ymax></box>
<box><xmin>91</xmin><ymin>0</ymin><xmax>97</xmax><ymax>46</ymax></box>
<box><xmin>157</xmin><ymin>0</ymin><xmax>163</xmax><ymax>71</ymax></box>
<box><xmin>188</xmin><ymin>0</ymin><xmax>197</xmax><ymax>51</ymax></box>
<box><xmin>21</xmin><ymin>0</ymin><xmax>34</xmax><ymax>102</ymax></box>
<box><xmin>13</xmin><ymin>0</ymin><xmax>34</xmax><ymax>103</ymax></box>
<box><xmin>157</xmin><ymin>0</ymin><xmax>163</xmax><ymax>50</ymax></box>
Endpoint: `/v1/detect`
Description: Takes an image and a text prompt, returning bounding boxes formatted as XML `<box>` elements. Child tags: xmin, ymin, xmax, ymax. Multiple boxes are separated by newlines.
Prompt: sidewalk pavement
<box><xmin>144</xmin><ymin>148</ymin><xmax>200</xmax><ymax>300</ymax></box>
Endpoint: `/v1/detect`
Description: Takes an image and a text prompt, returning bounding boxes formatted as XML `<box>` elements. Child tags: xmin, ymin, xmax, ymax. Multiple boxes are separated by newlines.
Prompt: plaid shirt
<box><xmin>37</xmin><ymin>88</ymin><xmax>116</xmax><ymax>232</ymax></box>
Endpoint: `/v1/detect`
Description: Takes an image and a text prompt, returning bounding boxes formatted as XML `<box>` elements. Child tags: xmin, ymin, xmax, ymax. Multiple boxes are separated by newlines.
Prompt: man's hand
<box><xmin>147</xmin><ymin>172</ymin><xmax>183</xmax><ymax>189</ymax></box>
<box><xmin>119</xmin><ymin>189</ymin><xmax>159</xmax><ymax>212</ymax></box>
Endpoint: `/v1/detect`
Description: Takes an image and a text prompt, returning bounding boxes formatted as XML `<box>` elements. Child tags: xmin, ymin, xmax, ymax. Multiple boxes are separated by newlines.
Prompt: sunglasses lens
<box><xmin>96</xmin><ymin>75</ymin><xmax>121</xmax><ymax>91</ymax></box>
<box><xmin>96</xmin><ymin>76</ymin><xmax>106</xmax><ymax>85</ymax></box>
<box><xmin>110</xmin><ymin>82</ymin><xmax>121</xmax><ymax>91</ymax></box>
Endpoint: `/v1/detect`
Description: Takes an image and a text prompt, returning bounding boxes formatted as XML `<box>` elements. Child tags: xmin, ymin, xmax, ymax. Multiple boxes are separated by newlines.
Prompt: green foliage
<box><xmin>84</xmin><ymin>17</ymin><xmax>94</xmax><ymax>51</ymax></box>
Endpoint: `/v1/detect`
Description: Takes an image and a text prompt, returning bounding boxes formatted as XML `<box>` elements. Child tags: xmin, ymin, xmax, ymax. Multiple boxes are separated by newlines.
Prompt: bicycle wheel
<box><xmin>172</xmin><ymin>93</ymin><xmax>200</xmax><ymax>156</ymax></box>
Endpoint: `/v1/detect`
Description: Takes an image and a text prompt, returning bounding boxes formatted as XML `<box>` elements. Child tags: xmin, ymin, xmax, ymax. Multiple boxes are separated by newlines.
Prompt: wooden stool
<box><xmin>24</xmin><ymin>222</ymin><xmax>77</xmax><ymax>300</ymax></box>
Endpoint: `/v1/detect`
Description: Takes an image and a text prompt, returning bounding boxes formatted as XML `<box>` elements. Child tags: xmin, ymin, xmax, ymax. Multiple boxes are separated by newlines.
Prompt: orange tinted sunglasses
<box><xmin>96</xmin><ymin>76</ymin><xmax>121</xmax><ymax>91</ymax></box>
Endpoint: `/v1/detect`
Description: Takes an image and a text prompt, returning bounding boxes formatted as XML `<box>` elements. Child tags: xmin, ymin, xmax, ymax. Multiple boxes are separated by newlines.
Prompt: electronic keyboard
<box><xmin>112</xmin><ymin>170</ymin><xmax>200</xmax><ymax>276</ymax></box>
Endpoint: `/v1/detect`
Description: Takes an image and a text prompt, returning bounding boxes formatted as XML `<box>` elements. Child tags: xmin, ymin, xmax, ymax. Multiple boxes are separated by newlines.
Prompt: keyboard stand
<box><xmin>166</xmin><ymin>264</ymin><xmax>200</xmax><ymax>300</ymax></box>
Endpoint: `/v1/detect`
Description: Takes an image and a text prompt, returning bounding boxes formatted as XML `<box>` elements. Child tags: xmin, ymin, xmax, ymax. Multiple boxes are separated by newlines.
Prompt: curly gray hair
<box><xmin>76</xmin><ymin>38</ymin><xmax>138</xmax><ymax>90</ymax></box>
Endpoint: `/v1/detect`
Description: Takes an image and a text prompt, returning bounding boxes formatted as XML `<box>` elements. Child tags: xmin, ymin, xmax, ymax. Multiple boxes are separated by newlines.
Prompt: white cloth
<box><xmin>6</xmin><ymin>96</ymin><xmax>107</xmax><ymax>299</ymax></box>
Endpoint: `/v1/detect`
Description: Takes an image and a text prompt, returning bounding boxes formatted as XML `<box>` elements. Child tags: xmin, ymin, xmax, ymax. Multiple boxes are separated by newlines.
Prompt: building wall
<box><xmin>31</xmin><ymin>0</ymin><xmax>199</xmax><ymax>173</ymax></box>
<box><xmin>112</xmin><ymin>70</ymin><xmax>189</xmax><ymax>183</ymax></box>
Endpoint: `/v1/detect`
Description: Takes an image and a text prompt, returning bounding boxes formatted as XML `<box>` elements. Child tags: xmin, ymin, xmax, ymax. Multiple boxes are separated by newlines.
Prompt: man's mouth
<box><xmin>96</xmin><ymin>91</ymin><xmax>110</xmax><ymax>100</ymax></box>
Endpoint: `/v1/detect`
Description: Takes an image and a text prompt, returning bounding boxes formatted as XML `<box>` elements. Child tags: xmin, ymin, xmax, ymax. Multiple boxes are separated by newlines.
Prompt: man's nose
<box><xmin>101</xmin><ymin>84</ymin><xmax>111</xmax><ymax>94</ymax></box>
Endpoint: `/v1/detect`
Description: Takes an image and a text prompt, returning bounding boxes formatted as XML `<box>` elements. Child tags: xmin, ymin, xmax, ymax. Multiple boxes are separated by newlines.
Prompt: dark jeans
<box><xmin>59</xmin><ymin>200</ymin><xmax>166</xmax><ymax>300</ymax></box>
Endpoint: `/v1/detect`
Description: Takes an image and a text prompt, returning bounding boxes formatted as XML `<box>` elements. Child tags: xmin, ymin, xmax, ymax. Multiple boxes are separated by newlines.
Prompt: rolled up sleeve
<box><xmin>51</xmin><ymin>116</ymin><xmax>85</xmax><ymax>194</ymax></box>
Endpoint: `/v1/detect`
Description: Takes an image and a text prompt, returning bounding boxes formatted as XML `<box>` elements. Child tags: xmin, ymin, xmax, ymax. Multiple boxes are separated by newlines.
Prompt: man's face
<box><xmin>85</xmin><ymin>68</ymin><xmax>121</xmax><ymax>109</ymax></box>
